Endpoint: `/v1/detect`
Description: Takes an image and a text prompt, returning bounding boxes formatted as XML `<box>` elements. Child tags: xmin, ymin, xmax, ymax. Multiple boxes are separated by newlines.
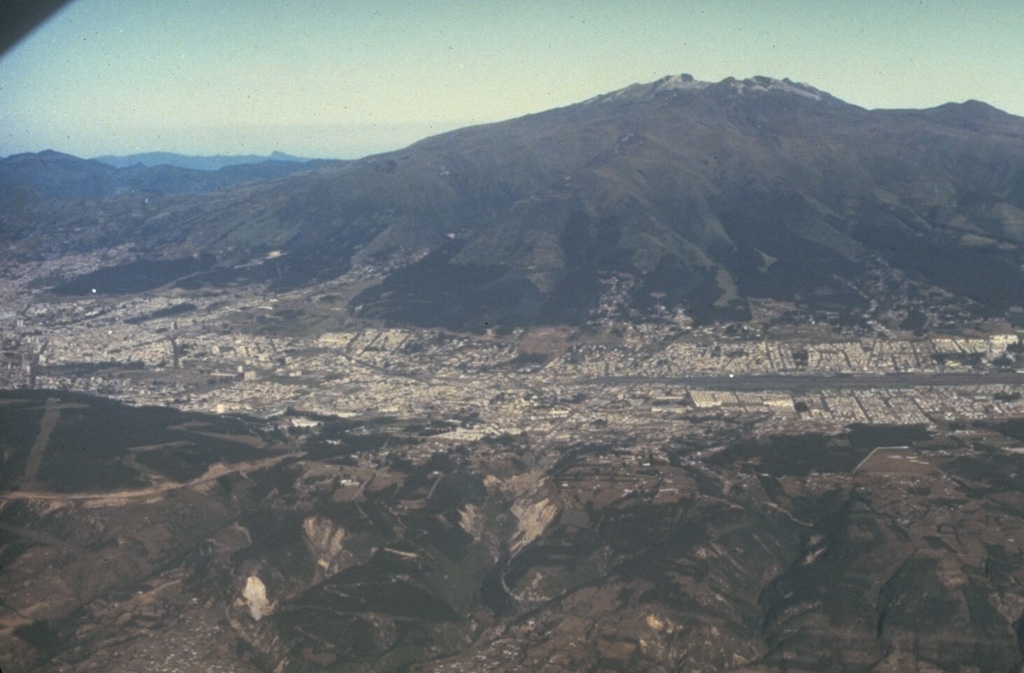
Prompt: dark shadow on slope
<box><xmin>53</xmin><ymin>254</ymin><xmax>215</xmax><ymax>295</ymax></box>
<box><xmin>351</xmin><ymin>239</ymin><xmax>543</xmax><ymax>331</ymax></box>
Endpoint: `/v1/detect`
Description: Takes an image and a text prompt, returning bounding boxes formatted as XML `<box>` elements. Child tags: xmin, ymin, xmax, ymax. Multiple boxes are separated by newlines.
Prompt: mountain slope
<box><xmin>5</xmin><ymin>391</ymin><xmax>1024</xmax><ymax>673</ymax></box>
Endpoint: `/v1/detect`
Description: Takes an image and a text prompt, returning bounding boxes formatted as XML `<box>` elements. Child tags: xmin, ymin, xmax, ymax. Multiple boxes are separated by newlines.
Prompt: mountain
<box><xmin>0</xmin><ymin>149</ymin><xmax>340</xmax><ymax>200</ymax></box>
<box><xmin>4</xmin><ymin>74</ymin><xmax>1024</xmax><ymax>329</ymax></box>
<box><xmin>93</xmin><ymin>150</ymin><xmax>315</xmax><ymax>171</ymax></box>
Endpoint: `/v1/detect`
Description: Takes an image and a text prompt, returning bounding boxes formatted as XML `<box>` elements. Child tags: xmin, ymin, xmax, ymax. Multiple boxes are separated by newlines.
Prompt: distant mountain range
<box><xmin>3</xmin><ymin>74</ymin><xmax>1024</xmax><ymax>329</ymax></box>
<box><xmin>92</xmin><ymin>150</ymin><xmax>316</xmax><ymax>171</ymax></box>
<box><xmin>0</xmin><ymin>149</ymin><xmax>341</xmax><ymax>199</ymax></box>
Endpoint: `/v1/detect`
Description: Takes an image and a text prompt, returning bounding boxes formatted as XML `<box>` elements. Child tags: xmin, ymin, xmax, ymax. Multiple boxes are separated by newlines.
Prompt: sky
<box><xmin>1</xmin><ymin>0</ymin><xmax>1022</xmax><ymax>160</ymax></box>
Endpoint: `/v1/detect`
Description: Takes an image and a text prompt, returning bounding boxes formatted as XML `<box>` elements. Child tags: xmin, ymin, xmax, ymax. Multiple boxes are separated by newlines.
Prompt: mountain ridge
<box><xmin>0</xmin><ymin>149</ymin><xmax>342</xmax><ymax>199</ymax></box>
<box><xmin>92</xmin><ymin>150</ymin><xmax>317</xmax><ymax>171</ymax></box>
<box><xmin>581</xmin><ymin>73</ymin><xmax>840</xmax><ymax>106</ymax></box>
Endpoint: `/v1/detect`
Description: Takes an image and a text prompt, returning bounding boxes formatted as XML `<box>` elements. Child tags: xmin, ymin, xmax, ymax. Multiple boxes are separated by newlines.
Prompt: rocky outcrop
<box><xmin>509</xmin><ymin>495</ymin><xmax>559</xmax><ymax>554</ymax></box>
<box><xmin>301</xmin><ymin>515</ymin><xmax>349</xmax><ymax>576</ymax></box>
<box><xmin>242</xmin><ymin>575</ymin><xmax>273</xmax><ymax>621</ymax></box>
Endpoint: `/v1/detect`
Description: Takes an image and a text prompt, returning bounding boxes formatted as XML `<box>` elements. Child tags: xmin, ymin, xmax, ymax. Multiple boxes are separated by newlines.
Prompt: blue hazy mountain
<box><xmin>0</xmin><ymin>149</ymin><xmax>340</xmax><ymax>199</ymax></box>
<box><xmin>93</xmin><ymin>150</ymin><xmax>316</xmax><ymax>171</ymax></box>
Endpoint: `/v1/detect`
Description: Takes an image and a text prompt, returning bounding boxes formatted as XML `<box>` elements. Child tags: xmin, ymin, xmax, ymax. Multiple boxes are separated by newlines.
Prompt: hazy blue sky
<box><xmin>1</xmin><ymin>0</ymin><xmax>1022</xmax><ymax>159</ymax></box>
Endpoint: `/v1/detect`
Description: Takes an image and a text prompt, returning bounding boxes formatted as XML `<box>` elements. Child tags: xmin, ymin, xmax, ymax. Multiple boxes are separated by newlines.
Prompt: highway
<box><xmin>577</xmin><ymin>371</ymin><xmax>1024</xmax><ymax>391</ymax></box>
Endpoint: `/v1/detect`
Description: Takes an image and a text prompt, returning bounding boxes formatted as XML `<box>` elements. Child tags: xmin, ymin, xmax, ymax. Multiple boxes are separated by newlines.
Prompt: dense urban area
<box><xmin>4</xmin><ymin>250</ymin><xmax>1024</xmax><ymax>437</ymax></box>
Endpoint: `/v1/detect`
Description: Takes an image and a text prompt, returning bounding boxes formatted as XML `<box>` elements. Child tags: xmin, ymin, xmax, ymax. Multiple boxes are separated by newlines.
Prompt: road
<box><xmin>22</xmin><ymin>396</ymin><xmax>61</xmax><ymax>487</ymax></box>
<box><xmin>0</xmin><ymin>451</ymin><xmax>298</xmax><ymax>503</ymax></box>
<box><xmin>577</xmin><ymin>371</ymin><xmax>1024</xmax><ymax>391</ymax></box>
